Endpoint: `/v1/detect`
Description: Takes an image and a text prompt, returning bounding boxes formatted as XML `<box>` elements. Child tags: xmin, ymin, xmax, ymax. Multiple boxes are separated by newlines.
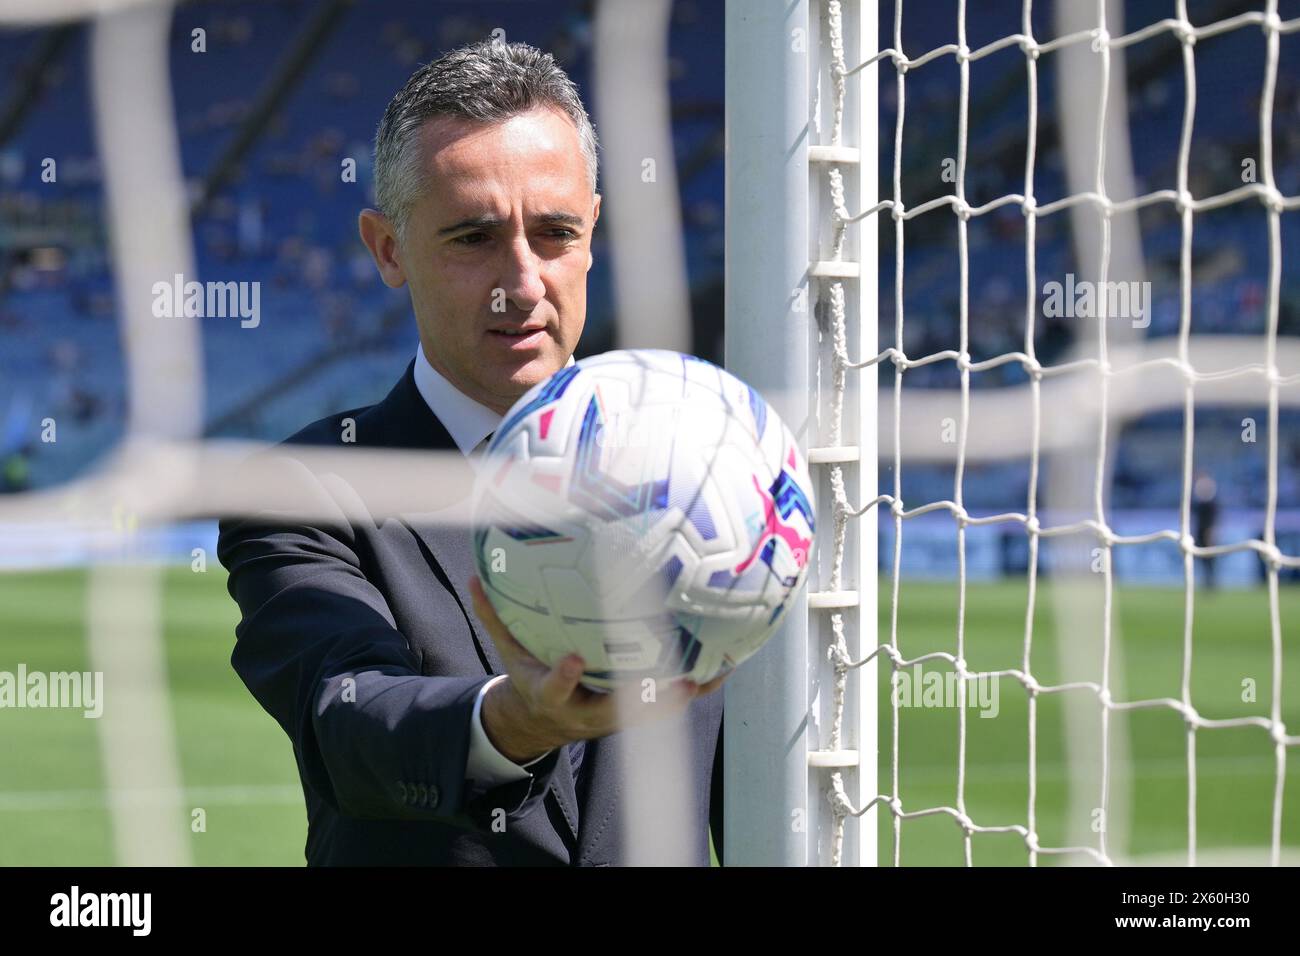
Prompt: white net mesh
<box><xmin>814</xmin><ymin>0</ymin><xmax>1300</xmax><ymax>866</ymax></box>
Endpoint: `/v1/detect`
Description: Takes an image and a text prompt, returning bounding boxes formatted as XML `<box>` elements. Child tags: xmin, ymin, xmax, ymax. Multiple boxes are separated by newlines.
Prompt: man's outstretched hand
<box><xmin>468</xmin><ymin>575</ymin><xmax>728</xmax><ymax>764</ymax></box>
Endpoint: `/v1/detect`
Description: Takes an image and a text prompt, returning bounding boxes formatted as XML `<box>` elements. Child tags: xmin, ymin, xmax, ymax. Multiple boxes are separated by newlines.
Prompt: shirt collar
<box><xmin>412</xmin><ymin>343</ymin><xmax>576</xmax><ymax>458</ymax></box>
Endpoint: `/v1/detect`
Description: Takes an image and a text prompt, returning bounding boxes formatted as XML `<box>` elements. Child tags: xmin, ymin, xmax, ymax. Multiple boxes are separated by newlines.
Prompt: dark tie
<box><xmin>569</xmin><ymin>738</ymin><xmax>587</xmax><ymax>795</ymax></box>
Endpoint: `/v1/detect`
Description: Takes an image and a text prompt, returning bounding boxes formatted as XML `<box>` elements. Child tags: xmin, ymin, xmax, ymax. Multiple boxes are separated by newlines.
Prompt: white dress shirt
<box><xmin>412</xmin><ymin>343</ymin><xmax>575</xmax><ymax>794</ymax></box>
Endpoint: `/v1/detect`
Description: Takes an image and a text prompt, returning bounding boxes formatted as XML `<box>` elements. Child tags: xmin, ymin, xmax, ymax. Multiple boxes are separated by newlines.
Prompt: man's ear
<box><xmin>587</xmin><ymin>192</ymin><xmax>601</xmax><ymax>272</ymax></box>
<box><xmin>359</xmin><ymin>209</ymin><xmax>407</xmax><ymax>288</ymax></box>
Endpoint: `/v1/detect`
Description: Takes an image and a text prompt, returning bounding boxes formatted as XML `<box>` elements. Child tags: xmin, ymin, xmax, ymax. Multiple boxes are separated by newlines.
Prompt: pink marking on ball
<box><xmin>733</xmin><ymin>473</ymin><xmax>812</xmax><ymax>574</ymax></box>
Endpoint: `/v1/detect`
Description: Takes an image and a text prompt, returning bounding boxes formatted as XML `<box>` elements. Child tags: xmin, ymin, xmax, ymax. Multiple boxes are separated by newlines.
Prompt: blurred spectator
<box><xmin>1193</xmin><ymin>469</ymin><xmax>1220</xmax><ymax>591</ymax></box>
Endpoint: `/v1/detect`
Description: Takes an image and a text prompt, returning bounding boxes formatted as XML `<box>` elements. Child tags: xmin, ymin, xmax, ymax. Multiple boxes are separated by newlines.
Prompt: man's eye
<box><xmin>452</xmin><ymin>230</ymin><xmax>576</xmax><ymax>246</ymax></box>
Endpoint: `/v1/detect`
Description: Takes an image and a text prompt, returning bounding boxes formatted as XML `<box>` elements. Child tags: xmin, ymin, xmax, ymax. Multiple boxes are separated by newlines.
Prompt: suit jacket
<box><xmin>217</xmin><ymin>360</ymin><xmax>725</xmax><ymax>865</ymax></box>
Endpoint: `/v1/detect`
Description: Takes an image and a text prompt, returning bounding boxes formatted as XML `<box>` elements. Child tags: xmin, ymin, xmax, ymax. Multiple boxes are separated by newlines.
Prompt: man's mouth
<box><xmin>488</xmin><ymin>326</ymin><xmax>547</xmax><ymax>349</ymax></box>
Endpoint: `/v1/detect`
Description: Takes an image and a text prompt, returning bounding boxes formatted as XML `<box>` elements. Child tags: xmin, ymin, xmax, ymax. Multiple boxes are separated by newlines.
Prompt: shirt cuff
<box><xmin>466</xmin><ymin>675</ymin><xmax>552</xmax><ymax>793</ymax></box>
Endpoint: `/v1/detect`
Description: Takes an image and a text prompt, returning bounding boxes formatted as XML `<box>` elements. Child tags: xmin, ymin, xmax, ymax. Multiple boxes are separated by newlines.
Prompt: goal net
<box><xmin>3</xmin><ymin>0</ymin><xmax>1297</xmax><ymax>870</ymax></box>
<box><xmin>725</xmin><ymin>0</ymin><xmax>1300</xmax><ymax>866</ymax></box>
<box><xmin>0</xmin><ymin>0</ymin><xmax>705</xmax><ymax>867</ymax></box>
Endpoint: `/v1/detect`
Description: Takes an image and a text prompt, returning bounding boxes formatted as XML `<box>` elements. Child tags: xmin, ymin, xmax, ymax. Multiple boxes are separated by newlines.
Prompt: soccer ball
<box><xmin>471</xmin><ymin>349</ymin><xmax>815</xmax><ymax>692</ymax></box>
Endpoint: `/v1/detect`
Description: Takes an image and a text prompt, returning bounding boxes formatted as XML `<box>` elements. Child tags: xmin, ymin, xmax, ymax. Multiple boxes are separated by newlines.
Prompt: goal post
<box><xmin>724</xmin><ymin>0</ymin><xmax>879</xmax><ymax>867</ymax></box>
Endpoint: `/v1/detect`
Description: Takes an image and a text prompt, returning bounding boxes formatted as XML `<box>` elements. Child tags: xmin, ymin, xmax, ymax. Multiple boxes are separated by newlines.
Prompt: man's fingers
<box><xmin>469</xmin><ymin>576</ymin><xmax>529</xmax><ymax>657</ymax></box>
<box><xmin>696</xmin><ymin>670</ymin><xmax>732</xmax><ymax>696</ymax></box>
<box><xmin>471</xmin><ymin>575</ymin><xmax>727</xmax><ymax>739</ymax></box>
<box><xmin>609</xmin><ymin>674</ymin><xmax>699</xmax><ymax>729</ymax></box>
<box><xmin>472</xmin><ymin>576</ymin><xmax>593</xmax><ymax>722</ymax></box>
<box><xmin>468</xmin><ymin>575</ymin><xmax>502</xmax><ymax>631</ymax></box>
<box><xmin>536</xmin><ymin>653</ymin><xmax>587</xmax><ymax>711</ymax></box>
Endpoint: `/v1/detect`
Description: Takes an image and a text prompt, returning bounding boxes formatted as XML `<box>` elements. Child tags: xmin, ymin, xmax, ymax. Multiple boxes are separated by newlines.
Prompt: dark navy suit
<box><xmin>217</xmin><ymin>360</ymin><xmax>725</xmax><ymax>865</ymax></box>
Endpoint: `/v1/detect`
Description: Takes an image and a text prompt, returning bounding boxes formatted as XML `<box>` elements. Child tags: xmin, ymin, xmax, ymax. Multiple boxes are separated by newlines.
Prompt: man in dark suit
<box><xmin>217</xmin><ymin>40</ymin><xmax>726</xmax><ymax>866</ymax></box>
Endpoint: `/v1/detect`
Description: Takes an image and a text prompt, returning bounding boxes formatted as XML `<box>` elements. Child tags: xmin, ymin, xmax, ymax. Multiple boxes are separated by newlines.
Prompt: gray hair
<box><xmin>373</xmin><ymin>39</ymin><xmax>600</xmax><ymax>241</ymax></box>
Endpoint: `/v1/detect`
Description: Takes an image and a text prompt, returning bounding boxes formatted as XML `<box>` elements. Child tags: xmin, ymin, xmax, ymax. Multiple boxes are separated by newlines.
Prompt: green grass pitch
<box><xmin>0</xmin><ymin>566</ymin><xmax>1295</xmax><ymax>865</ymax></box>
<box><xmin>876</xmin><ymin>576</ymin><xmax>1299</xmax><ymax>866</ymax></box>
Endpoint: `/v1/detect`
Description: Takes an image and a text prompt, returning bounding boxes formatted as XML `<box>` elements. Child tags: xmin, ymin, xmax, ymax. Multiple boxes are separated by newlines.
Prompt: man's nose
<box><xmin>498</xmin><ymin>237</ymin><xmax>546</xmax><ymax>310</ymax></box>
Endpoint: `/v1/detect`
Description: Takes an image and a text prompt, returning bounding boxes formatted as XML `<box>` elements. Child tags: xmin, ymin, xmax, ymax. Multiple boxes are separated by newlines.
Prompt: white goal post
<box><xmin>725</xmin><ymin>0</ymin><xmax>879</xmax><ymax>867</ymax></box>
<box><xmin>724</xmin><ymin>0</ymin><xmax>1300</xmax><ymax>867</ymax></box>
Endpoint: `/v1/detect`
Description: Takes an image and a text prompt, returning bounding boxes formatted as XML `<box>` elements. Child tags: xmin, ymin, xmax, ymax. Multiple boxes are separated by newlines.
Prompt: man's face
<box><xmin>362</xmin><ymin>107</ymin><xmax>600</xmax><ymax>415</ymax></box>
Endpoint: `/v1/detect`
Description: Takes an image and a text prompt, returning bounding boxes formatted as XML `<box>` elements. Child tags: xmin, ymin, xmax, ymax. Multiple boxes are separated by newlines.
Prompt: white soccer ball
<box><xmin>471</xmin><ymin>349</ymin><xmax>816</xmax><ymax>692</ymax></box>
